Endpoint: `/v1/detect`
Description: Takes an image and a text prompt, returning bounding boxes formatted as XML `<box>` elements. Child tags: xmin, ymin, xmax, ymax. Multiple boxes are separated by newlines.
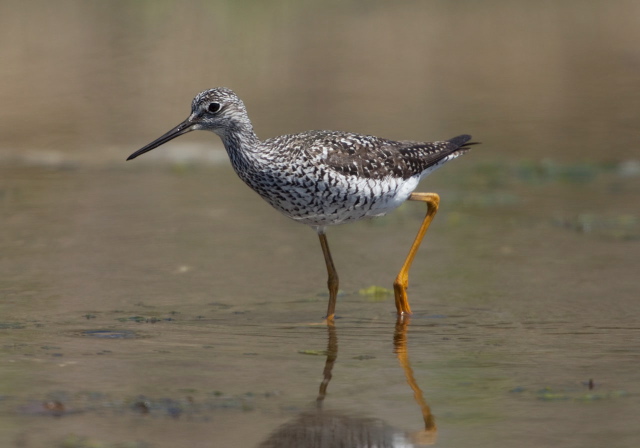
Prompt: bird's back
<box><xmin>263</xmin><ymin>131</ymin><xmax>473</xmax><ymax>181</ymax></box>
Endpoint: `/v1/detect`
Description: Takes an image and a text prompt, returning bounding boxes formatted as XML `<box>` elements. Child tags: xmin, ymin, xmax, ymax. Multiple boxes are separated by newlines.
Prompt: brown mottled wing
<box><xmin>325</xmin><ymin>134</ymin><xmax>475</xmax><ymax>180</ymax></box>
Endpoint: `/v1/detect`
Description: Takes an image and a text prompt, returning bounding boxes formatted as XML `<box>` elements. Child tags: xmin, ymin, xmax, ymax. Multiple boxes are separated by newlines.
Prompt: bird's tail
<box><xmin>447</xmin><ymin>134</ymin><xmax>480</xmax><ymax>152</ymax></box>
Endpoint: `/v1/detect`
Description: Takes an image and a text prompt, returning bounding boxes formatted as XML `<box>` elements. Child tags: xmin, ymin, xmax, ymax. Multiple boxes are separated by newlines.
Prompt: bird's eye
<box><xmin>207</xmin><ymin>102</ymin><xmax>221</xmax><ymax>113</ymax></box>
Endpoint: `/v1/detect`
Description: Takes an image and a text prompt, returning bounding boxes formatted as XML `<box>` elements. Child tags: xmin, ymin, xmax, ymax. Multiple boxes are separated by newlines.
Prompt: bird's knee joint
<box><xmin>393</xmin><ymin>277</ymin><xmax>408</xmax><ymax>290</ymax></box>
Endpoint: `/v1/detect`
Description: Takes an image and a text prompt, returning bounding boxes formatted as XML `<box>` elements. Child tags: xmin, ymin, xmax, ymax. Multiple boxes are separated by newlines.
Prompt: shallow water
<box><xmin>1</xmin><ymin>160</ymin><xmax>638</xmax><ymax>447</ymax></box>
<box><xmin>1</xmin><ymin>1</ymin><xmax>640</xmax><ymax>447</ymax></box>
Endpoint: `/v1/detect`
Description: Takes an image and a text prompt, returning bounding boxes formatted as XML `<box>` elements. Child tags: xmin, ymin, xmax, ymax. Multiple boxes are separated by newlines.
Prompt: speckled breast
<box><xmin>238</xmin><ymin>162</ymin><xmax>416</xmax><ymax>227</ymax></box>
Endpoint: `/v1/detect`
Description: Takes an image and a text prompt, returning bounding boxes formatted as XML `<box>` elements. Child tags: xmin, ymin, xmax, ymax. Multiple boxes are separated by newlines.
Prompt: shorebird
<box><xmin>127</xmin><ymin>87</ymin><xmax>477</xmax><ymax>320</ymax></box>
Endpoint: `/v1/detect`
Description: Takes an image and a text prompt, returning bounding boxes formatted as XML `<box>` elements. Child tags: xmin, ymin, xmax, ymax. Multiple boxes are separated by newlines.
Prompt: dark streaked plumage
<box><xmin>242</xmin><ymin>130</ymin><xmax>474</xmax><ymax>227</ymax></box>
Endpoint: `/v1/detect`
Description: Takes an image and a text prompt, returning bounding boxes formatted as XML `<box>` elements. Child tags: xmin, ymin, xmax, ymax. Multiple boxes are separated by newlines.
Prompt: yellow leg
<box><xmin>318</xmin><ymin>232</ymin><xmax>339</xmax><ymax>321</ymax></box>
<box><xmin>393</xmin><ymin>192</ymin><xmax>440</xmax><ymax>316</ymax></box>
<box><xmin>394</xmin><ymin>317</ymin><xmax>437</xmax><ymax>444</ymax></box>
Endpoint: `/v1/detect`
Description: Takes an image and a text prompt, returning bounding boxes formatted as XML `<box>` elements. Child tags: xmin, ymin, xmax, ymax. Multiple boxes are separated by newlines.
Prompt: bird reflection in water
<box><xmin>258</xmin><ymin>318</ymin><xmax>436</xmax><ymax>447</ymax></box>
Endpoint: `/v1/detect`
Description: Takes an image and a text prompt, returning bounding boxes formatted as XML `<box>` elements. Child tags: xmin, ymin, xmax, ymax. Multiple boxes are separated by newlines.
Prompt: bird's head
<box><xmin>127</xmin><ymin>87</ymin><xmax>251</xmax><ymax>161</ymax></box>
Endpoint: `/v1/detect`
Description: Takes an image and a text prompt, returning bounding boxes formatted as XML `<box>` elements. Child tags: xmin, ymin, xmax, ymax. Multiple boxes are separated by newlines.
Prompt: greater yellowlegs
<box><xmin>127</xmin><ymin>87</ymin><xmax>477</xmax><ymax>320</ymax></box>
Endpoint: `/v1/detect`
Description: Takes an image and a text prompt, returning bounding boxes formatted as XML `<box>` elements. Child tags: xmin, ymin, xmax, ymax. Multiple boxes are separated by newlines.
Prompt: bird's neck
<box><xmin>219</xmin><ymin>123</ymin><xmax>263</xmax><ymax>172</ymax></box>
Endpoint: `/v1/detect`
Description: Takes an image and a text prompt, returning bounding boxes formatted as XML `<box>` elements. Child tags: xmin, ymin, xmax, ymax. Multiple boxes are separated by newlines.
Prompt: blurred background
<box><xmin>1</xmin><ymin>1</ymin><xmax>639</xmax><ymax>447</ymax></box>
<box><xmin>1</xmin><ymin>0</ymin><xmax>638</xmax><ymax>162</ymax></box>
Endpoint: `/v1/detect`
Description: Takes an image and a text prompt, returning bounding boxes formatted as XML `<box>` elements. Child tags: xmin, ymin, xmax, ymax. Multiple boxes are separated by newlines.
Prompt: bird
<box><xmin>127</xmin><ymin>87</ymin><xmax>477</xmax><ymax>320</ymax></box>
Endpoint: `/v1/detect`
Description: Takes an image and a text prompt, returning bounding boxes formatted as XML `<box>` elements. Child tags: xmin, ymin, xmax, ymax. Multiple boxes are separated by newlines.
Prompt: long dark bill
<box><xmin>127</xmin><ymin>119</ymin><xmax>195</xmax><ymax>161</ymax></box>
